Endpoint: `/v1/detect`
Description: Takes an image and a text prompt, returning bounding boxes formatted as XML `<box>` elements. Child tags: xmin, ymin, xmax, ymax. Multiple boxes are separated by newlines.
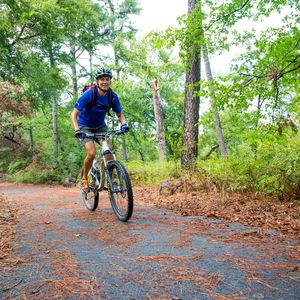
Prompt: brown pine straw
<box><xmin>0</xmin><ymin>196</ymin><xmax>18</xmax><ymax>259</ymax></box>
<box><xmin>11</xmin><ymin>251</ymin><xmax>102</xmax><ymax>299</ymax></box>
<box><xmin>134</xmin><ymin>185</ymin><xmax>300</xmax><ymax>239</ymax></box>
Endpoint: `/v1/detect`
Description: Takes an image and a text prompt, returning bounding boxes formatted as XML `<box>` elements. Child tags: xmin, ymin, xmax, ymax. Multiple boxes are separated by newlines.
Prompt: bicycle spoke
<box><xmin>107</xmin><ymin>161</ymin><xmax>133</xmax><ymax>222</ymax></box>
<box><xmin>78</xmin><ymin>131</ymin><xmax>133</xmax><ymax>219</ymax></box>
<box><xmin>80</xmin><ymin>167</ymin><xmax>99</xmax><ymax>211</ymax></box>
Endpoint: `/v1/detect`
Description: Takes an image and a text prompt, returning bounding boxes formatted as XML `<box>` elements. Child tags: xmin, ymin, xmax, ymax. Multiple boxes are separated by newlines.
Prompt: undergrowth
<box><xmin>7</xmin><ymin>167</ymin><xmax>65</xmax><ymax>184</ymax></box>
<box><xmin>5</xmin><ymin>136</ymin><xmax>300</xmax><ymax>202</ymax></box>
<box><xmin>124</xmin><ymin>160</ymin><xmax>181</xmax><ymax>185</ymax></box>
<box><xmin>199</xmin><ymin>137</ymin><xmax>300</xmax><ymax>201</ymax></box>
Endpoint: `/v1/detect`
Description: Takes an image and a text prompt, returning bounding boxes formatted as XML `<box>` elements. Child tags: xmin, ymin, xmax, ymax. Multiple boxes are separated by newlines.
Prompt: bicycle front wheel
<box><xmin>107</xmin><ymin>161</ymin><xmax>133</xmax><ymax>222</ymax></box>
<box><xmin>80</xmin><ymin>168</ymin><xmax>99</xmax><ymax>211</ymax></box>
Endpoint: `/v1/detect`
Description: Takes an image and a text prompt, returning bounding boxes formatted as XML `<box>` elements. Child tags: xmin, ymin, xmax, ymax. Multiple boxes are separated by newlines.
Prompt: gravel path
<box><xmin>0</xmin><ymin>182</ymin><xmax>299</xmax><ymax>299</ymax></box>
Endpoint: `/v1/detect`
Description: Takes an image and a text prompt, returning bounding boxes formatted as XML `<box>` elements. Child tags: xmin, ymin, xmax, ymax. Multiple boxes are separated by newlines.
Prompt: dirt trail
<box><xmin>0</xmin><ymin>182</ymin><xmax>299</xmax><ymax>299</ymax></box>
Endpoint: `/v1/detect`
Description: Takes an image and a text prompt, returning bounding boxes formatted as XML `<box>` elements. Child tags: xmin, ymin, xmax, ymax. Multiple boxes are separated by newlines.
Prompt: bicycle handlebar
<box><xmin>83</xmin><ymin>129</ymin><xmax>125</xmax><ymax>139</ymax></box>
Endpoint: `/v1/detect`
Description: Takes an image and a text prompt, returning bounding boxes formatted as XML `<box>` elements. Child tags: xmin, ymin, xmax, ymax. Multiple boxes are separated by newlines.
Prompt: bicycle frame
<box><xmin>86</xmin><ymin>130</ymin><xmax>122</xmax><ymax>192</ymax></box>
<box><xmin>80</xmin><ymin>129</ymin><xmax>133</xmax><ymax>221</ymax></box>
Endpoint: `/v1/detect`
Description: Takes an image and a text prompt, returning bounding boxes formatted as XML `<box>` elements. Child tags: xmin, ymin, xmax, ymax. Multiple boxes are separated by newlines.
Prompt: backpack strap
<box><xmin>85</xmin><ymin>84</ymin><xmax>97</xmax><ymax>109</ymax></box>
<box><xmin>107</xmin><ymin>88</ymin><xmax>114</xmax><ymax>117</ymax></box>
<box><xmin>85</xmin><ymin>85</ymin><xmax>114</xmax><ymax>117</ymax></box>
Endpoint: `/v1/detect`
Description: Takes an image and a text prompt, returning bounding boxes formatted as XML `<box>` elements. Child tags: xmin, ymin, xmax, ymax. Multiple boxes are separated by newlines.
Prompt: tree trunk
<box><xmin>52</xmin><ymin>98</ymin><xmax>59</xmax><ymax>167</ymax></box>
<box><xmin>202</xmin><ymin>42</ymin><xmax>227</xmax><ymax>158</ymax></box>
<box><xmin>88</xmin><ymin>51</ymin><xmax>93</xmax><ymax>82</ymax></box>
<box><xmin>152</xmin><ymin>79</ymin><xmax>168</xmax><ymax>162</ymax></box>
<box><xmin>49</xmin><ymin>45</ymin><xmax>59</xmax><ymax>168</ymax></box>
<box><xmin>70</xmin><ymin>45</ymin><xmax>78</xmax><ymax>99</ymax></box>
<box><xmin>255</xmin><ymin>94</ymin><xmax>262</xmax><ymax>128</ymax></box>
<box><xmin>138</xmin><ymin>150</ymin><xmax>145</xmax><ymax>162</ymax></box>
<box><xmin>113</xmin><ymin>45</ymin><xmax>121</xmax><ymax>80</ymax></box>
<box><xmin>29</xmin><ymin>127</ymin><xmax>34</xmax><ymax>147</ymax></box>
<box><xmin>181</xmin><ymin>0</ymin><xmax>201</xmax><ymax>169</ymax></box>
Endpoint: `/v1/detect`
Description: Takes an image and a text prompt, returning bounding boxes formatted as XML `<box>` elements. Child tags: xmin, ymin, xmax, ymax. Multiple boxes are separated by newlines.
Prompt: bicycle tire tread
<box><xmin>107</xmin><ymin>160</ymin><xmax>133</xmax><ymax>222</ymax></box>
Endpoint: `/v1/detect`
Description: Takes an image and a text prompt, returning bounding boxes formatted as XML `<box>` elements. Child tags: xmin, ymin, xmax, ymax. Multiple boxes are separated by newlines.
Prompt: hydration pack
<box><xmin>82</xmin><ymin>84</ymin><xmax>114</xmax><ymax>115</ymax></box>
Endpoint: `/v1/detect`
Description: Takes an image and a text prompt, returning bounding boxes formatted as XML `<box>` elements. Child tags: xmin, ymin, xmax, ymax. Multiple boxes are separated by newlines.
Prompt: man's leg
<box><xmin>82</xmin><ymin>140</ymin><xmax>96</xmax><ymax>188</ymax></box>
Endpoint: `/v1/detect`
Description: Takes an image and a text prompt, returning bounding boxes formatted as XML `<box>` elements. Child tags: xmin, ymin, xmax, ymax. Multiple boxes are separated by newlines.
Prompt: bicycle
<box><xmin>79</xmin><ymin>129</ymin><xmax>133</xmax><ymax>222</ymax></box>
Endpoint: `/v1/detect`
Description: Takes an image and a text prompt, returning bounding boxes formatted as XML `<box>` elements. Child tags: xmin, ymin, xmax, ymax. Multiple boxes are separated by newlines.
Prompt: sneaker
<box><xmin>82</xmin><ymin>178</ymin><xmax>89</xmax><ymax>190</ymax></box>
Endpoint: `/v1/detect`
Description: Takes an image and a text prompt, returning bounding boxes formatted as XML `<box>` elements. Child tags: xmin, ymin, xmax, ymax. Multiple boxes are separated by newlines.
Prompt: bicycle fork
<box><xmin>103</xmin><ymin>153</ymin><xmax>117</xmax><ymax>193</ymax></box>
<box><xmin>91</xmin><ymin>160</ymin><xmax>101</xmax><ymax>189</ymax></box>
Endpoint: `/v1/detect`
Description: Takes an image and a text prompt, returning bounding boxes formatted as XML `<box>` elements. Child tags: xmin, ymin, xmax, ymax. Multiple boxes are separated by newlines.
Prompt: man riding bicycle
<box><xmin>70</xmin><ymin>68</ymin><xmax>129</xmax><ymax>190</ymax></box>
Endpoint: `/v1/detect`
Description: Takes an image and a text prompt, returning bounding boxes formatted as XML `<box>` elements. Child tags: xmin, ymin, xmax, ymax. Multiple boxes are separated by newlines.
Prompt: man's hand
<box><xmin>120</xmin><ymin>124</ymin><xmax>129</xmax><ymax>133</ymax></box>
<box><xmin>74</xmin><ymin>130</ymin><xmax>86</xmax><ymax>138</ymax></box>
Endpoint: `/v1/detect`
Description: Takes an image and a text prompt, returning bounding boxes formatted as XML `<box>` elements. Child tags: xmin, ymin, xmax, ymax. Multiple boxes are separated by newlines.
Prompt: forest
<box><xmin>0</xmin><ymin>0</ymin><xmax>299</xmax><ymax>202</ymax></box>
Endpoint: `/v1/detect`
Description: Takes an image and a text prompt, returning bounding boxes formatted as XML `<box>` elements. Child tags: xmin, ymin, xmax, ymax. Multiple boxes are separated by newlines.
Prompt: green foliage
<box><xmin>227</xmin><ymin>26</ymin><xmax>300</xmax><ymax>114</ymax></box>
<box><xmin>126</xmin><ymin>160</ymin><xmax>181</xmax><ymax>185</ymax></box>
<box><xmin>0</xmin><ymin>147</ymin><xmax>12</xmax><ymax>173</ymax></box>
<box><xmin>199</xmin><ymin>130</ymin><xmax>300</xmax><ymax>200</ymax></box>
<box><xmin>7</xmin><ymin>159</ymin><xmax>30</xmax><ymax>174</ymax></box>
<box><xmin>8</xmin><ymin>166</ymin><xmax>64</xmax><ymax>184</ymax></box>
<box><xmin>109</xmin><ymin>38</ymin><xmax>184</xmax><ymax>161</ymax></box>
<box><xmin>17</xmin><ymin>107</ymin><xmax>85</xmax><ymax>179</ymax></box>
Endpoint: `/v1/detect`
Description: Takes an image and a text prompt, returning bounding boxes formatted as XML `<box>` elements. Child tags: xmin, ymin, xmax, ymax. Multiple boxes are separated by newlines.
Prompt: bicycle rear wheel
<box><xmin>107</xmin><ymin>161</ymin><xmax>133</xmax><ymax>222</ymax></box>
<box><xmin>80</xmin><ymin>168</ymin><xmax>99</xmax><ymax>211</ymax></box>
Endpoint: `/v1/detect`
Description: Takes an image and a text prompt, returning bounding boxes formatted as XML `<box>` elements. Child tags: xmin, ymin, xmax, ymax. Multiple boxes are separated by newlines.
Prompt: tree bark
<box><xmin>88</xmin><ymin>51</ymin><xmax>93</xmax><ymax>82</ymax></box>
<box><xmin>202</xmin><ymin>42</ymin><xmax>227</xmax><ymax>158</ymax></box>
<box><xmin>152</xmin><ymin>79</ymin><xmax>168</xmax><ymax>162</ymax></box>
<box><xmin>70</xmin><ymin>45</ymin><xmax>78</xmax><ymax>99</ymax></box>
<box><xmin>29</xmin><ymin>127</ymin><xmax>34</xmax><ymax>147</ymax></box>
<box><xmin>51</xmin><ymin>97</ymin><xmax>59</xmax><ymax>168</ymax></box>
<box><xmin>181</xmin><ymin>0</ymin><xmax>201</xmax><ymax>169</ymax></box>
<box><xmin>113</xmin><ymin>45</ymin><xmax>121</xmax><ymax>80</ymax></box>
<box><xmin>49</xmin><ymin>44</ymin><xmax>59</xmax><ymax>168</ymax></box>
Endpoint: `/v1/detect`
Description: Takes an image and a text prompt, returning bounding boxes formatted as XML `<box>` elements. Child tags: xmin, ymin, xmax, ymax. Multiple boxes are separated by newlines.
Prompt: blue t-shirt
<box><xmin>74</xmin><ymin>87</ymin><xmax>122</xmax><ymax>128</ymax></box>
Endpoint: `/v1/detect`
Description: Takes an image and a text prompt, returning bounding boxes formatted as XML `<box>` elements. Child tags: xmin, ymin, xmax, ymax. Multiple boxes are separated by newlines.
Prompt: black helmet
<box><xmin>95</xmin><ymin>68</ymin><xmax>113</xmax><ymax>79</ymax></box>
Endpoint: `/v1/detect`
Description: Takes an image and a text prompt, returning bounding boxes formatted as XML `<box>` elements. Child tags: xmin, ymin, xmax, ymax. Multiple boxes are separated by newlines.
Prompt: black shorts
<box><xmin>79</xmin><ymin>125</ymin><xmax>108</xmax><ymax>146</ymax></box>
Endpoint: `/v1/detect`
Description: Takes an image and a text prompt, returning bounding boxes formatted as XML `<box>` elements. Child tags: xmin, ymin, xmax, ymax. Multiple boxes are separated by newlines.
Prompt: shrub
<box><xmin>199</xmin><ymin>135</ymin><xmax>300</xmax><ymax>200</ymax></box>
<box><xmin>7</xmin><ymin>159</ymin><xmax>30</xmax><ymax>174</ymax></box>
<box><xmin>7</xmin><ymin>166</ymin><xmax>64</xmax><ymax>184</ymax></box>
<box><xmin>125</xmin><ymin>160</ymin><xmax>181</xmax><ymax>185</ymax></box>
